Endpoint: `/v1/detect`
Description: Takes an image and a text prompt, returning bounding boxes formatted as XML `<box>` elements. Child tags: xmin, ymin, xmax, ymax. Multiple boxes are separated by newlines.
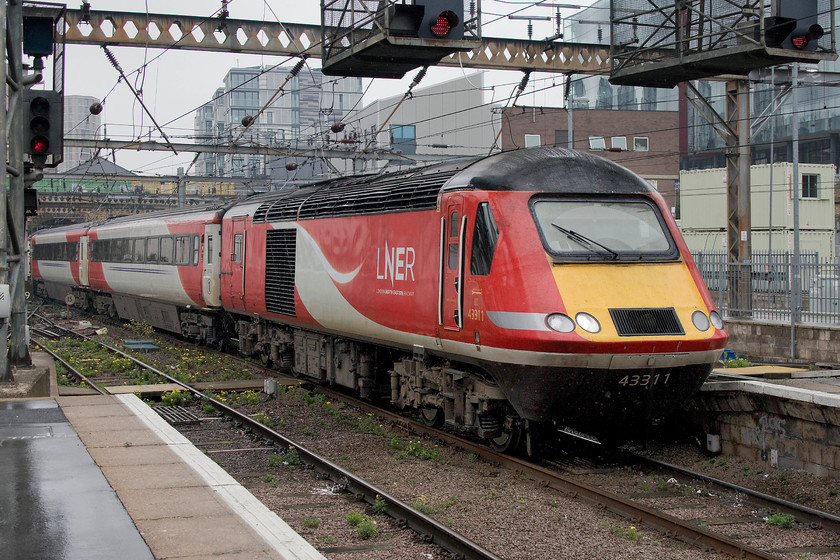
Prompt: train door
<box><xmin>441</xmin><ymin>197</ymin><xmax>466</xmax><ymax>332</ymax></box>
<box><xmin>202</xmin><ymin>224</ymin><xmax>222</xmax><ymax>307</ymax></box>
<box><xmin>228</xmin><ymin>218</ymin><xmax>247</xmax><ymax>304</ymax></box>
<box><xmin>79</xmin><ymin>236</ymin><xmax>89</xmax><ymax>286</ymax></box>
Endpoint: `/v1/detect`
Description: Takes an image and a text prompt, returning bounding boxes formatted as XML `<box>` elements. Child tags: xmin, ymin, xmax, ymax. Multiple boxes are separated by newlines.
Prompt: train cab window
<box><xmin>159</xmin><ymin>236</ymin><xmax>173</xmax><ymax>264</ymax></box>
<box><xmin>470</xmin><ymin>203</ymin><xmax>499</xmax><ymax>276</ymax></box>
<box><xmin>193</xmin><ymin>235</ymin><xmax>200</xmax><ymax>265</ymax></box>
<box><xmin>147</xmin><ymin>238</ymin><xmax>159</xmax><ymax>263</ymax></box>
<box><xmin>447</xmin><ymin>211</ymin><xmax>460</xmax><ymax>270</ymax></box>
<box><xmin>448</xmin><ymin>244</ymin><xmax>459</xmax><ymax>270</ymax></box>
<box><xmin>133</xmin><ymin>239</ymin><xmax>146</xmax><ymax>263</ymax></box>
<box><xmin>232</xmin><ymin>234</ymin><xmax>243</xmax><ymax>263</ymax></box>
<box><xmin>206</xmin><ymin>236</ymin><xmax>213</xmax><ymax>264</ymax></box>
<box><xmin>531</xmin><ymin>197</ymin><xmax>678</xmax><ymax>262</ymax></box>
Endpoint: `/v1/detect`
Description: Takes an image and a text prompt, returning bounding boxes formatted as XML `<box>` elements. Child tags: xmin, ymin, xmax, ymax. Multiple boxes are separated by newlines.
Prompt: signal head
<box><xmin>430</xmin><ymin>11</ymin><xmax>458</xmax><ymax>37</ymax></box>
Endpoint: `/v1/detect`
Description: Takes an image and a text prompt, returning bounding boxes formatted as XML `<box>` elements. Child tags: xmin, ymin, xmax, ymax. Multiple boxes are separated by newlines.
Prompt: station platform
<box><xmin>698</xmin><ymin>366</ymin><xmax>840</xmax><ymax>477</ymax></box>
<box><xmin>0</xmin><ymin>393</ymin><xmax>325</xmax><ymax>560</ymax></box>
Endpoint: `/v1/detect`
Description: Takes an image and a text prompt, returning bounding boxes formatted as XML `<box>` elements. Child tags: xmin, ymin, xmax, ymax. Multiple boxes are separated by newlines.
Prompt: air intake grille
<box><xmin>609</xmin><ymin>308</ymin><xmax>684</xmax><ymax>336</ymax></box>
<box><xmin>252</xmin><ymin>169</ymin><xmax>458</xmax><ymax>224</ymax></box>
<box><xmin>265</xmin><ymin>229</ymin><xmax>296</xmax><ymax>316</ymax></box>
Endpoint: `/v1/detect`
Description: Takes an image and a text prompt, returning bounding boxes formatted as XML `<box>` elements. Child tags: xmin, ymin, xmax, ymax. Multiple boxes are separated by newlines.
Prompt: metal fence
<box><xmin>692</xmin><ymin>251</ymin><xmax>840</xmax><ymax>325</ymax></box>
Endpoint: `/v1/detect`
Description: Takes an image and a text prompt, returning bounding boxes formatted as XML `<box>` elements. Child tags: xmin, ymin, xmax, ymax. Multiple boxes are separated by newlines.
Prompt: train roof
<box><xmin>449</xmin><ymin>146</ymin><xmax>656</xmax><ymax>195</ymax></box>
<box><xmin>245</xmin><ymin>147</ymin><xmax>654</xmax><ymax>224</ymax></box>
<box><xmin>31</xmin><ymin>200</ymin><xmax>234</xmax><ymax>236</ymax></box>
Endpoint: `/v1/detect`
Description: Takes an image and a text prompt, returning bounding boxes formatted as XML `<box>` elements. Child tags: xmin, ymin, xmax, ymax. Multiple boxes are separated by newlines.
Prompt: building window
<box><xmin>589</xmin><ymin>136</ymin><xmax>606</xmax><ymax>151</ymax></box>
<box><xmin>802</xmin><ymin>174</ymin><xmax>819</xmax><ymax>199</ymax></box>
<box><xmin>611</xmin><ymin>136</ymin><xmax>627</xmax><ymax>151</ymax></box>
<box><xmin>230</xmin><ymin>72</ymin><xmax>256</xmax><ymax>87</ymax></box>
<box><xmin>231</xmin><ymin>109</ymin><xmax>250</xmax><ymax>123</ymax></box>
<box><xmin>596</xmin><ymin>77</ymin><xmax>613</xmax><ymax>109</ymax></box>
<box><xmin>231</xmin><ymin>91</ymin><xmax>259</xmax><ymax>106</ymax></box>
<box><xmin>390</xmin><ymin>124</ymin><xmax>416</xmax><ymax>154</ymax></box>
<box><xmin>633</xmin><ymin>137</ymin><xmax>649</xmax><ymax>151</ymax></box>
<box><xmin>524</xmin><ymin>134</ymin><xmax>541</xmax><ymax>148</ymax></box>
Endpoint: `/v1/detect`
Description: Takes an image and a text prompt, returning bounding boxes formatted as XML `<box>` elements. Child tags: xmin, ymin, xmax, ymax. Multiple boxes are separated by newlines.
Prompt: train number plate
<box><xmin>617</xmin><ymin>373</ymin><xmax>670</xmax><ymax>387</ymax></box>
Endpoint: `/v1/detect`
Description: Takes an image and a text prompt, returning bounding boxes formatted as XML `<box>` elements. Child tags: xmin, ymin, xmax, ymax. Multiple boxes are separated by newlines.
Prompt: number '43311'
<box><xmin>617</xmin><ymin>373</ymin><xmax>670</xmax><ymax>387</ymax></box>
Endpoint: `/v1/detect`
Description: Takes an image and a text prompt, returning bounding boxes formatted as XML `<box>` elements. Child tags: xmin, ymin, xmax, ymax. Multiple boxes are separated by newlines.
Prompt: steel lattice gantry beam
<box><xmin>41</xmin><ymin>7</ymin><xmax>614</xmax><ymax>75</ymax></box>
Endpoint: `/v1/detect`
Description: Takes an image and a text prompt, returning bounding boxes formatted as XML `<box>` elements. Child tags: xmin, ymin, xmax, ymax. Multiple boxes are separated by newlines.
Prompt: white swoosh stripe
<box><xmin>296</xmin><ymin>225</ymin><xmax>362</xmax><ymax>284</ymax></box>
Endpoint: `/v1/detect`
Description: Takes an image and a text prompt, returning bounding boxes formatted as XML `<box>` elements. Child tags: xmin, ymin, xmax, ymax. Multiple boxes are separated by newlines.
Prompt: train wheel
<box><xmin>420</xmin><ymin>406</ymin><xmax>444</xmax><ymax>428</ymax></box>
<box><xmin>489</xmin><ymin>424</ymin><xmax>522</xmax><ymax>453</ymax></box>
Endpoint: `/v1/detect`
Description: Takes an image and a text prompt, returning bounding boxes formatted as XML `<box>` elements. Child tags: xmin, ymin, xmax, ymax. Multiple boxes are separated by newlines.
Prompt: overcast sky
<box><xmin>33</xmin><ymin>1</ymin><xmax>598</xmax><ymax>175</ymax></box>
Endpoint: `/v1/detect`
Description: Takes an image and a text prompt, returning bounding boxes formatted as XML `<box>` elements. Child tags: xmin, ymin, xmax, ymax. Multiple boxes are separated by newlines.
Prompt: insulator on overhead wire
<box><xmin>102</xmin><ymin>46</ymin><xmax>123</xmax><ymax>73</ymax></box>
<box><xmin>89</xmin><ymin>102</ymin><xmax>103</xmax><ymax>115</ymax></box>
<box><xmin>285</xmin><ymin>162</ymin><xmax>298</xmax><ymax>171</ymax></box>
<box><xmin>331</xmin><ymin>122</ymin><xmax>345</xmax><ymax>133</ymax></box>
<box><xmin>518</xmin><ymin>71</ymin><xmax>531</xmax><ymax>93</ymax></box>
<box><xmin>289</xmin><ymin>58</ymin><xmax>306</xmax><ymax>77</ymax></box>
<box><xmin>409</xmin><ymin>66</ymin><xmax>428</xmax><ymax>92</ymax></box>
<box><xmin>241</xmin><ymin>115</ymin><xmax>254</xmax><ymax>127</ymax></box>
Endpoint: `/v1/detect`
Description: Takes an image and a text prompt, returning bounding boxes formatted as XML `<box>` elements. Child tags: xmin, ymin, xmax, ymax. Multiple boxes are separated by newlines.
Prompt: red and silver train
<box><xmin>30</xmin><ymin>147</ymin><xmax>727</xmax><ymax>450</ymax></box>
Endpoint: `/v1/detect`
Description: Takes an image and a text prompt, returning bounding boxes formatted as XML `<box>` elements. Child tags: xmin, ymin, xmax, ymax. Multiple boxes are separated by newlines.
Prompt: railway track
<box><xmin>304</xmin><ymin>386</ymin><xmax>840</xmax><ymax>560</ymax></box>
<box><xmin>31</xmin><ymin>307</ymin><xmax>840</xmax><ymax>558</ymax></box>
<box><xmin>29</xmin><ymin>314</ymin><xmax>502</xmax><ymax>560</ymax></box>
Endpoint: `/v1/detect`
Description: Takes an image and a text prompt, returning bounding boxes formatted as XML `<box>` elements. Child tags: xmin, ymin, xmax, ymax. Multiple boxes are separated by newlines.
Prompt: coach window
<box><xmin>134</xmin><ymin>238</ymin><xmax>146</xmax><ymax>262</ymax></box>
<box><xmin>470</xmin><ymin>203</ymin><xmax>499</xmax><ymax>276</ymax></box>
<box><xmin>123</xmin><ymin>239</ymin><xmax>133</xmax><ymax>262</ymax></box>
<box><xmin>160</xmin><ymin>236</ymin><xmax>173</xmax><ymax>264</ymax></box>
<box><xmin>233</xmin><ymin>233</ymin><xmax>243</xmax><ymax>263</ymax></box>
<box><xmin>206</xmin><ymin>235</ymin><xmax>213</xmax><ymax>264</ymax></box>
<box><xmin>147</xmin><ymin>237</ymin><xmax>159</xmax><ymax>263</ymax></box>
<box><xmin>174</xmin><ymin>236</ymin><xmax>190</xmax><ymax>265</ymax></box>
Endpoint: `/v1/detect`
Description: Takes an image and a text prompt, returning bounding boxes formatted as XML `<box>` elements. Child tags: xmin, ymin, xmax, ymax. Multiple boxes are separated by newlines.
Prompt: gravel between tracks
<box><xmin>54</xmin><ymin>314</ymin><xmax>840</xmax><ymax>559</ymax></box>
<box><xmin>225</xmin><ymin>388</ymin><xmax>732</xmax><ymax>560</ymax></box>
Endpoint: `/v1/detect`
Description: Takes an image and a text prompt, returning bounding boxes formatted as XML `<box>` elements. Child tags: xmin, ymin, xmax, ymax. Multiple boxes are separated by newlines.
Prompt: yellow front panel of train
<box><xmin>551</xmin><ymin>261</ymin><xmax>713</xmax><ymax>342</ymax></box>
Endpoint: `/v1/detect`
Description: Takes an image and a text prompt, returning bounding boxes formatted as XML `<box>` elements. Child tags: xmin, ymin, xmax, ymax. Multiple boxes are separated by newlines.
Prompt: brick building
<box><xmin>500</xmin><ymin>106</ymin><xmax>680</xmax><ymax>214</ymax></box>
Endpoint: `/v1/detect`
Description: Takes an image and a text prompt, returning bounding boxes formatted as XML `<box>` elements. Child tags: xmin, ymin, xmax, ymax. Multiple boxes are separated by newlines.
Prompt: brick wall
<box><xmin>499</xmin><ymin>107</ymin><xmax>680</xmax><ymax>210</ymax></box>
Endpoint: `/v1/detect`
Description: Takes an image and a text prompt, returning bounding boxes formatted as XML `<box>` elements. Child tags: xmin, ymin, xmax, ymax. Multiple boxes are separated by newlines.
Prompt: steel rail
<box><xmin>630</xmin><ymin>453</ymin><xmax>840</xmax><ymax>533</ymax></box>
<box><xmin>30</xmin><ymin>337</ymin><xmax>106</xmax><ymax>395</ymax></box>
<box><xmin>311</xmin><ymin>386</ymin><xmax>781</xmax><ymax>560</ymax></box>
<box><xmin>63</xmin><ymin>331</ymin><xmax>502</xmax><ymax>560</ymax></box>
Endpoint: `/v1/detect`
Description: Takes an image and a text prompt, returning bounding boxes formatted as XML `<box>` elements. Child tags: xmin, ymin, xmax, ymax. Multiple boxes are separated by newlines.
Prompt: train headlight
<box><xmin>575</xmin><ymin>312</ymin><xmax>601</xmax><ymax>334</ymax></box>
<box><xmin>546</xmin><ymin>313</ymin><xmax>575</xmax><ymax>333</ymax></box>
<box><xmin>692</xmin><ymin>310</ymin><xmax>710</xmax><ymax>332</ymax></box>
<box><xmin>710</xmin><ymin>310</ymin><xmax>724</xmax><ymax>330</ymax></box>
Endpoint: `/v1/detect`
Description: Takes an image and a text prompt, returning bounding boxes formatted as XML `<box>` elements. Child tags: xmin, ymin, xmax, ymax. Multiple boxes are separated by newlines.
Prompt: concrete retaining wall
<box><xmin>725</xmin><ymin>319</ymin><xmax>840</xmax><ymax>365</ymax></box>
<box><xmin>694</xmin><ymin>382</ymin><xmax>840</xmax><ymax>478</ymax></box>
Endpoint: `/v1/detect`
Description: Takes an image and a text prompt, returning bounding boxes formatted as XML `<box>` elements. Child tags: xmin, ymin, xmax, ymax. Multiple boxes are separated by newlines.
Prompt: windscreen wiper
<box><xmin>551</xmin><ymin>224</ymin><xmax>618</xmax><ymax>260</ymax></box>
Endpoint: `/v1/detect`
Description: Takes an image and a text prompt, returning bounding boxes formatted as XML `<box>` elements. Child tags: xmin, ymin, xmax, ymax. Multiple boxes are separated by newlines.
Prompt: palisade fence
<box><xmin>692</xmin><ymin>251</ymin><xmax>840</xmax><ymax>325</ymax></box>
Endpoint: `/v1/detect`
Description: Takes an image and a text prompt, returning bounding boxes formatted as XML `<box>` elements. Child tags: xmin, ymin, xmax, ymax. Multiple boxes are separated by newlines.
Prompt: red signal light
<box><xmin>430</xmin><ymin>11</ymin><xmax>458</xmax><ymax>37</ymax></box>
<box><xmin>30</xmin><ymin>136</ymin><xmax>49</xmax><ymax>155</ymax></box>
